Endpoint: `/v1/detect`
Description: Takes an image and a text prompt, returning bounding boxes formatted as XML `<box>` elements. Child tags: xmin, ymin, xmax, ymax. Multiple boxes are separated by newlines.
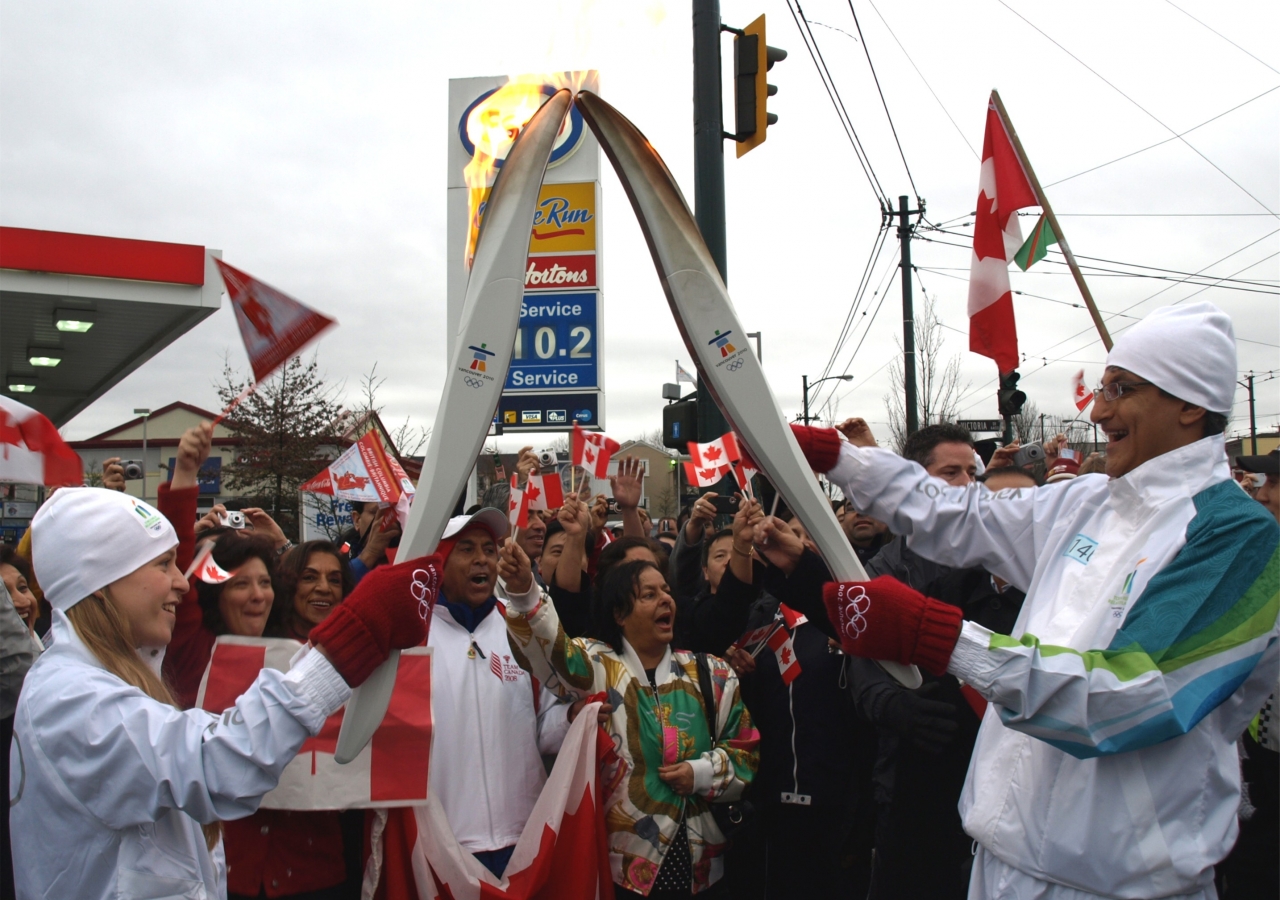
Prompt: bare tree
<box><xmin>349</xmin><ymin>362</ymin><xmax>431</xmax><ymax>457</ymax></box>
<box><xmin>883</xmin><ymin>295</ymin><xmax>970</xmax><ymax>453</ymax></box>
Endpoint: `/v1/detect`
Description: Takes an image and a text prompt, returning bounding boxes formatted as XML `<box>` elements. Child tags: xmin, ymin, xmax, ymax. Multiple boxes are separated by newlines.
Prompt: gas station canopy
<box><xmin>0</xmin><ymin>226</ymin><xmax>223</xmax><ymax>426</ymax></box>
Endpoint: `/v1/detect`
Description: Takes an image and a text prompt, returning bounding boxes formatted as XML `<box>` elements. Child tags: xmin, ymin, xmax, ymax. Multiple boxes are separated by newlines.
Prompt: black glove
<box><xmin>874</xmin><ymin>682</ymin><xmax>959</xmax><ymax>754</ymax></box>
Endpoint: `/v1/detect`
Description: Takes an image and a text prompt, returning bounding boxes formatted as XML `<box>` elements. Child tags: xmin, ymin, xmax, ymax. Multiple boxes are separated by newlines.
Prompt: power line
<box><xmin>995</xmin><ymin>0</ymin><xmax>1278</xmax><ymax>217</ymax></box>
<box><xmin>813</xmin><ymin>225</ymin><xmax>892</xmax><ymax>387</ymax></box>
<box><xmin>788</xmin><ymin>0</ymin><xmax>890</xmax><ymax>205</ymax></box>
<box><xmin>816</xmin><ymin>248</ymin><xmax>902</xmax><ymax>415</ymax></box>
<box><xmin>1050</xmin><ymin>213</ymin><xmax>1276</xmax><ymax>217</ymax></box>
<box><xmin>1042</xmin><ymin>85</ymin><xmax>1280</xmax><ymax>188</ymax></box>
<box><xmin>1161</xmin><ymin>0</ymin><xmax>1280</xmax><ymax>76</ymax></box>
<box><xmin>846</xmin><ymin>0</ymin><xmax>918</xmax><ymax>198</ymax></box>
<box><xmin>865</xmin><ymin>0</ymin><xmax>979</xmax><ymax>160</ymax></box>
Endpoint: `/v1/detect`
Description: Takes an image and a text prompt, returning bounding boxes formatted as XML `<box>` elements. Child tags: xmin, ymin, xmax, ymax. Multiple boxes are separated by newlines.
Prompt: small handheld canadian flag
<box><xmin>688</xmin><ymin>433</ymin><xmax>740</xmax><ymax>469</ymax></box>
<box><xmin>684</xmin><ymin>461</ymin><xmax>730</xmax><ymax>489</ymax></box>
<box><xmin>1072</xmin><ymin>369</ymin><xmax>1093</xmax><ymax>412</ymax></box>
<box><xmin>507</xmin><ymin>474</ymin><xmax>530</xmax><ymax>529</ymax></box>
<box><xmin>524</xmin><ymin>472</ymin><xmax>565</xmax><ymax>511</ymax></box>
<box><xmin>186</xmin><ymin>542</ymin><xmax>233</xmax><ymax>584</ymax></box>
<box><xmin>767</xmin><ymin>626</ymin><xmax>802</xmax><ymax>684</ymax></box>
<box><xmin>571</xmin><ymin>422</ymin><xmax>620</xmax><ymax>478</ymax></box>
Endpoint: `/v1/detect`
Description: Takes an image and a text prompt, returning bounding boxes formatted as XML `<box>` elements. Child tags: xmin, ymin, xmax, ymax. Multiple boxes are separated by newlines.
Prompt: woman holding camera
<box><xmin>499</xmin><ymin>542</ymin><xmax>759</xmax><ymax>899</ymax></box>
<box><xmin>10</xmin><ymin>476</ymin><xmax>435</xmax><ymax>899</ymax></box>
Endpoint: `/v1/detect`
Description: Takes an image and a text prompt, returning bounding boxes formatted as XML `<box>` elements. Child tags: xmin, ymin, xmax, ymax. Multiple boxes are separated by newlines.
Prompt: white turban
<box><xmin>1105</xmin><ymin>302</ymin><xmax>1236</xmax><ymax>414</ymax></box>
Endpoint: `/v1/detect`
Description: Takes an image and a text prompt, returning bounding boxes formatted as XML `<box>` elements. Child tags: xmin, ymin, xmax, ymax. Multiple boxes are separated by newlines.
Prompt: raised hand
<box><xmin>498</xmin><ymin>540</ymin><xmax>534</xmax><ymax>594</ymax></box>
<box><xmin>171</xmin><ymin>423</ymin><xmax>214</xmax><ymax>490</ymax></box>
<box><xmin>685</xmin><ymin>491</ymin><xmax>718</xmax><ymax>543</ymax></box>
<box><xmin>732</xmin><ymin>495</ymin><xmax>763</xmax><ymax>549</ymax></box>
<box><xmin>515</xmin><ymin>445</ymin><xmax>540</xmax><ymax>481</ymax></box>
<box><xmin>987</xmin><ymin>441</ymin><xmax>1021</xmax><ymax>471</ymax></box>
<box><xmin>609</xmin><ymin>456</ymin><xmax>645</xmax><ymax>510</ymax></box>
<box><xmin>242</xmin><ymin>507</ymin><xmax>290</xmax><ymax>551</ymax></box>
<box><xmin>590</xmin><ymin>494</ymin><xmax>609</xmax><ymax>531</ymax></box>
<box><xmin>558</xmin><ymin>495</ymin><xmax>590</xmax><ymax>538</ymax></box>
<box><xmin>836</xmin><ymin>417</ymin><xmax>877</xmax><ymax>448</ymax></box>
<box><xmin>101</xmin><ymin>457</ymin><xmax>126</xmax><ymax>492</ymax></box>
<box><xmin>752</xmin><ymin>515</ymin><xmax>803</xmax><ymax>575</ymax></box>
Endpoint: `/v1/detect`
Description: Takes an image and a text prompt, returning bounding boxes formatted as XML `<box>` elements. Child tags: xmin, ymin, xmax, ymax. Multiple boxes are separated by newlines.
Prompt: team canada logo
<box><xmin>837</xmin><ymin>584</ymin><xmax>871</xmax><ymax>639</ymax></box>
<box><xmin>490</xmin><ymin>652</ymin><xmax>523</xmax><ymax>683</ymax></box>
<box><xmin>334</xmin><ymin>471</ymin><xmax>370</xmax><ymax>491</ymax></box>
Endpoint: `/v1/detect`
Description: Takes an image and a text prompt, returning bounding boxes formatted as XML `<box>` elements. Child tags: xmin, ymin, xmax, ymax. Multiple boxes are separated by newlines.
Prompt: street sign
<box><xmin>495</xmin><ymin>391</ymin><xmax>601</xmax><ymax>432</ymax></box>
<box><xmin>504</xmin><ymin>291</ymin><xmax>598</xmax><ymax>392</ymax></box>
<box><xmin>958</xmin><ymin>419</ymin><xmax>1004</xmax><ymax>434</ymax></box>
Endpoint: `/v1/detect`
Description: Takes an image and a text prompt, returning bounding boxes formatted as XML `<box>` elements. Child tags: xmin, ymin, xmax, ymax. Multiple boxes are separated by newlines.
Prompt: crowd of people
<box><xmin>0</xmin><ymin>300</ymin><xmax>1276</xmax><ymax>900</ymax></box>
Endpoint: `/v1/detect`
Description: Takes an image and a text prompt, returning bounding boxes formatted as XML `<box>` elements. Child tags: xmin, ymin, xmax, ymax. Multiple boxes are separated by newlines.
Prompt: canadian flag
<box><xmin>196</xmin><ymin>637</ymin><xmax>434</xmax><ymax>808</ymax></box>
<box><xmin>370</xmin><ymin>702</ymin><xmax>615</xmax><ymax>900</ymax></box>
<box><xmin>683</xmin><ymin>461</ymin><xmax>730</xmax><ymax>489</ymax></box>
<box><xmin>186</xmin><ymin>541</ymin><xmax>232</xmax><ymax>584</ymax></box>
<box><xmin>688</xmin><ymin>433</ymin><xmax>740</xmax><ymax>469</ymax></box>
<box><xmin>733</xmin><ymin>621</ymin><xmax>781</xmax><ymax>653</ymax></box>
<box><xmin>508</xmin><ymin>474</ymin><xmax>530</xmax><ymax>529</ymax></box>
<box><xmin>0</xmin><ymin>396</ymin><xmax>83</xmax><ymax>487</ymax></box>
<box><xmin>214</xmin><ymin>259</ymin><xmax>337</xmax><ymax>384</ymax></box>
<box><xmin>571</xmin><ymin>422</ymin><xmax>620</xmax><ymax>478</ymax></box>
<box><xmin>1072</xmin><ymin>369</ymin><xmax>1093</xmax><ymax>412</ymax></box>
<box><xmin>779</xmin><ymin>604</ymin><xmax>808</xmax><ymax>629</ymax></box>
<box><xmin>300</xmin><ymin>430</ymin><xmax>416</xmax><ymax>528</ymax></box>
<box><xmin>525</xmin><ymin>472</ymin><xmax>565</xmax><ymax>511</ymax></box>
<box><xmin>767</xmin><ymin>626</ymin><xmax>802</xmax><ymax>685</ymax></box>
<box><xmin>968</xmin><ymin>94</ymin><xmax>1039</xmax><ymax>374</ymax></box>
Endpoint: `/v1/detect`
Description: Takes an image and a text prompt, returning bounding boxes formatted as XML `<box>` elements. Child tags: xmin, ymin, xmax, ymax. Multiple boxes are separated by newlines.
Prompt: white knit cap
<box><xmin>1105</xmin><ymin>302</ymin><xmax>1236</xmax><ymax>414</ymax></box>
<box><xmin>31</xmin><ymin>487</ymin><xmax>178</xmax><ymax>610</ymax></box>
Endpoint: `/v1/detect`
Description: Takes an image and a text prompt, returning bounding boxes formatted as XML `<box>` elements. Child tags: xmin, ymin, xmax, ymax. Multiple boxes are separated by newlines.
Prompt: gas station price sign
<box><xmin>504</xmin><ymin>290</ymin><xmax>599</xmax><ymax>392</ymax></box>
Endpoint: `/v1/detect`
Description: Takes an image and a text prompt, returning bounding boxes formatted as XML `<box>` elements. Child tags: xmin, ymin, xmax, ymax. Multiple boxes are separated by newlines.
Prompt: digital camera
<box><xmin>121</xmin><ymin>460</ymin><xmax>144</xmax><ymax>480</ymax></box>
<box><xmin>220</xmin><ymin>511</ymin><xmax>247</xmax><ymax>529</ymax></box>
<box><xmin>1012</xmin><ymin>443</ymin><xmax>1045</xmax><ymax>468</ymax></box>
<box><xmin>538</xmin><ymin>449</ymin><xmax>558</xmax><ymax>468</ymax></box>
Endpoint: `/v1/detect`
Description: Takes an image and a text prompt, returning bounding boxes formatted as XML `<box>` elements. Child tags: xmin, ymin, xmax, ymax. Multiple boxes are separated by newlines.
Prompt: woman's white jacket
<box><xmin>9</xmin><ymin>610</ymin><xmax>350</xmax><ymax>900</ymax></box>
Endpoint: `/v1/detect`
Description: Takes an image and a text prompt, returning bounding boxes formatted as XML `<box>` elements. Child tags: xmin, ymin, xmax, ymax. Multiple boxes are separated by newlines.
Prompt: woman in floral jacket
<box><xmin>500</xmin><ymin>548</ymin><xmax>759</xmax><ymax>898</ymax></box>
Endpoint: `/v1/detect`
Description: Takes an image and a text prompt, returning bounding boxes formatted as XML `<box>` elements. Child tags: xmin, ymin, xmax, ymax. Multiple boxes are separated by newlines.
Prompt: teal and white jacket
<box><xmin>829</xmin><ymin>435</ymin><xmax>1279</xmax><ymax>898</ymax></box>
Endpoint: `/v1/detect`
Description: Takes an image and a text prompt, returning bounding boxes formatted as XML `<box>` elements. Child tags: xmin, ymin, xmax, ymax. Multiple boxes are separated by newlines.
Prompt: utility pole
<box><xmin>1244</xmin><ymin>373</ymin><xmax>1258</xmax><ymax>455</ymax></box>
<box><xmin>802</xmin><ymin>375</ymin><xmax>810</xmax><ymax>426</ymax></box>
<box><xmin>692</xmin><ymin>0</ymin><xmax>729</xmax><ymax>444</ymax></box>
<box><xmin>894</xmin><ymin>195</ymin><xmax>925</xmax><ymax>437</ymax></box>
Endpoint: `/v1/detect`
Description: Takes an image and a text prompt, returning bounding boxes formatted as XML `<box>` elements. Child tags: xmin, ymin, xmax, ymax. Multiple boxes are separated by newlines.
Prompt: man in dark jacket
<box><xmin>851</xmin><ymin>467</ymin><xmax>1034</xmax><ymax>899</ymax></box>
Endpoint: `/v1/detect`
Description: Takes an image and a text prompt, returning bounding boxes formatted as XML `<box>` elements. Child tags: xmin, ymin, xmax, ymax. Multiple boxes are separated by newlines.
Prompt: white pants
<box><xmin>969</xmin><ymin>846</ymin><xmax>1218</xmax><ymax>900</ymax></box>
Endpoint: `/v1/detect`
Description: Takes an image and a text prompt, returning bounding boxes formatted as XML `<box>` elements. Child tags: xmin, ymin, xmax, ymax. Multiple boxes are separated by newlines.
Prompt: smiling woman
<box><xmin>274</xmin><ymin>541</ymin><xmax>354</xmax><ymax>641</ymax></box>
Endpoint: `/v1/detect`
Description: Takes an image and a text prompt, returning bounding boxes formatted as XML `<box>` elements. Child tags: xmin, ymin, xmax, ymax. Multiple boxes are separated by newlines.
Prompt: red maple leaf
<box><xmin>526</xmin><ymin>485</ymin><xmax>541</xmax><ymax>501</ymax></box>
<box><xmin>699</xmin><ymin>468</ymin><xmax>717</xmax><ymax>480</ymax></box>
<box><xmin>509</xmin><ymin>498</ymin><xmax>518</xmax><ymax>511</ymax></box>
<box><xmin>780</xmin><ymin>647</ymin><xmax>792</xmax><ymax>665</ymax></box>
<box><xmin>703</xmin><ymin>445</ymin><xmax>723</xmax><ymax>461</ymax></box>
<box><xmin>585</xmin><ymin>447</ymin><xmax>596</xmax><ymax>463</ymax></box>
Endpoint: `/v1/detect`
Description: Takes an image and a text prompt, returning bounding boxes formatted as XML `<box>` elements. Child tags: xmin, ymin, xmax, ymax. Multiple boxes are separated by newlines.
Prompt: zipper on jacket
<box><xmin>469</xmin><ymin>628</ymin><xmax>497</xmax><ymax>841</ymax></box>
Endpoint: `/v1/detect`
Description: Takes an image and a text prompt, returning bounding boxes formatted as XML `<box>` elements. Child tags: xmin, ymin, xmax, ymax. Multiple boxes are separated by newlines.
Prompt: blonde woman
<box><xmin>11</xmin><ymin>486</ymin><xmax>436</xmax><ymax>900</ymax></box>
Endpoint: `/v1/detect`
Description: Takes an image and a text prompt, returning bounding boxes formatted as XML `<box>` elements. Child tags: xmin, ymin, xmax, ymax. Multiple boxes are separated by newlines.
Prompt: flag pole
<box><xmin>990</xmin><ymin>90</ymin><xmax>1113</xmax><ymax>351</ymax></box>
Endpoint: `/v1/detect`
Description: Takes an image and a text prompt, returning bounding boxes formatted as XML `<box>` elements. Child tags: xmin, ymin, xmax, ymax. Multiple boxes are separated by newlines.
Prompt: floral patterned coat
<box><xmin>502</xmin><ymin>584</ymin><xmax>759</xmax><ymax>896</ymax></box>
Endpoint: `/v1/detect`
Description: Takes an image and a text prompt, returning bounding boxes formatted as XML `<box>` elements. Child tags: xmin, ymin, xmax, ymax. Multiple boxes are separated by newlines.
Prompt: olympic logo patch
<box><xmin>726</xmin><ymin>358</ymin><xmax>744</xmax><ymax>372</ymax></box>
<box><xmin>463</xmin><ymin>376</ymin><xmax>485</xmax><ymax>390</ymax></box>
<box><xmin>410</xmin><ymin>565</ymin><xmax>441</xmax><ymax>621</ymax></box>
<box><xmin>837</xmin><ymin>584</ymin><xmax>871</xmax><ymax>639</ymax></box>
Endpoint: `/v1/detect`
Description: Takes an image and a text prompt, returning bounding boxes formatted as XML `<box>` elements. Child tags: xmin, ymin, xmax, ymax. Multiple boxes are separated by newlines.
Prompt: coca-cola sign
<box><xmin>524</xmin><ymin>254</ymin><xmax>597</xmax><ymax>290</ymax></box>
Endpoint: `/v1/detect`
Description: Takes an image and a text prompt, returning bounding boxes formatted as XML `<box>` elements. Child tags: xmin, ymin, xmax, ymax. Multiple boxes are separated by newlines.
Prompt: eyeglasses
<box><xmin>1093</xmin><ymin>381</ymin><xmax>1154</xmax><ymax>402</ymax></box>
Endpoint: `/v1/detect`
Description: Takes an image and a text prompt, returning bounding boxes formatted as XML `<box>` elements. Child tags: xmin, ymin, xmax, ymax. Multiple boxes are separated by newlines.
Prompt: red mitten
<box><xmin>310</xmin><ymin>554</ymin><xmax>442</xmax><ymax>687</ymax></box>
<box><xmin>822</xmin><ymin>576</ymin><xmax>962</xmax><ymax>676</ymax></box>
<box><xmin>789</xmin><ymin>424</ymin><xmax>842</xmax><ymax>473</ymax></box>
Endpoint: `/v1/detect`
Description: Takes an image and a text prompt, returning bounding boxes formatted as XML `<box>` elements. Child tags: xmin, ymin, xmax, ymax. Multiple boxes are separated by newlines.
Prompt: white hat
<box><xmin>31</xmin><ymin>487</ymin><xmax>177</xmax><ymax>611</ymax></box>
<box><xmin>1105</xmin><ymin>302</ymin><xmax>1236</xmax><ymax>415</ymax></box>
<box><xmin>441</xmin><ymin>508</ymin><xmax>510</xmax><ymax>542</ymax></box>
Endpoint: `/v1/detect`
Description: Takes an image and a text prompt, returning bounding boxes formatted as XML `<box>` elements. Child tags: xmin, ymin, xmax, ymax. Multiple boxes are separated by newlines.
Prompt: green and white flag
<box><xmin>1014</xmin><ymin>214</ymin><xmax>1058</xmax><ymax>271</ymax></box>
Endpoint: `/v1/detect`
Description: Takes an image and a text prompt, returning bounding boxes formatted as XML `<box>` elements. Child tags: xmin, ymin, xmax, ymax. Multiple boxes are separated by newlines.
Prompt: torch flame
<box><xmin>462</xmin><ymin>72</ymin><xmax>589</xmax><ymax>268</ymax></box>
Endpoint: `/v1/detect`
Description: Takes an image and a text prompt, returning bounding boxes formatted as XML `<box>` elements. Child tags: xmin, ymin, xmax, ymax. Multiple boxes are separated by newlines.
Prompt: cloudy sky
<box><xmin>3</xmin><ymin>0</ymin><xmax>1276</xmax><ymax>450</ymax></box>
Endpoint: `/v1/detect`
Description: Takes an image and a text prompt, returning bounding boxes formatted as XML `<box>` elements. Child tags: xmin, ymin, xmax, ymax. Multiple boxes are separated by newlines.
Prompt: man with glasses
<box><xmin>789</xmin><ymin>301</ymin><xmax>1278</xmax><ymax>899</ymax></box>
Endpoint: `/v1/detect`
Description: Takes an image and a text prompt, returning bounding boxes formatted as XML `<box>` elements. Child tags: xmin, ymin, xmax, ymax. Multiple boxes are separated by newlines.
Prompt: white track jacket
<box><xmin>829</xmin><ymin>435</ymin><xmax>1279</xmax><ymax>898</ymax></box>
<box><xmin>427</xmin><ymin>599</ymin><xmax>571</xmax><ymax>853</ymax></box>
<box><xmin>9</xmin><ymin>611</ymin><xmax>350</xmax><ymax>900</ymax></box>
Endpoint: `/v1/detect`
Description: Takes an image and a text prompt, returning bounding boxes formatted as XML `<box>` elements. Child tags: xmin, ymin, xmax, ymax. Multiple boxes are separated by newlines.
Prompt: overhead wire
<box><xmin>995</xmin><ymin>0</ymin><xmax>1278</xmax><ymax>217</ymax></box>
<box><xmin>815</xmin><ymin>248</ymin><xmax>903</xmax><ymax>417</ymax></box>
<box><xmin>787</xmin><ymin>0</ymin><xmax>890</xmax><ymax>205</ymax></box>
<box><xmin>812</xmin><ymin>223</ymin><xmax>893</xmax><ymax>387</ymax></box>
<box><xmin>1042</xmin><ymin>85</ymin><xmax>1280</xmax><ymax>188</ymax></box>
<box><xmin>1160</xmin><ymin>0</ymin><xmax>1280</xmax><ymax>76</ymax></box>
<box><xmin>865</xmin><ymin>0</ymin><xmax>980</xmax><ymax>160</ymax></box>
<box><xmin>845</xmin><ymin>0</ymin><xmax>918</xmax><ymax>199</ymax></box>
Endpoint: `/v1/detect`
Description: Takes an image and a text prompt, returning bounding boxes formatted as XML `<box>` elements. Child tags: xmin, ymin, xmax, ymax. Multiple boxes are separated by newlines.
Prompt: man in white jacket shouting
<box><xmin>426</xmin><ymin>509</ymin><xmax>573</xmax><ymax>877</ymax></box>
<box><xmin>791</xmin><ymin>302</ymin><xmax>1278</xmax><ymax>899</ymax></box>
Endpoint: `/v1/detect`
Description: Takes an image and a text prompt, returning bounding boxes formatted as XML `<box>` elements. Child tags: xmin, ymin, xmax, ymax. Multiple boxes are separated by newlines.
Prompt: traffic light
<box><xmin>997</xmin><ymin>370</ymin><xmax>1027</xmax><ymax>418</ymax></box>
<box><xmin>663</xmin><ymin>399</ymin><xmax>698</xmax><ymax>450</ymax></box>
<box><xmin>734</xmin><ymin>14</ymin><xmax>786</xmax><ymax>158</ymax></box>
